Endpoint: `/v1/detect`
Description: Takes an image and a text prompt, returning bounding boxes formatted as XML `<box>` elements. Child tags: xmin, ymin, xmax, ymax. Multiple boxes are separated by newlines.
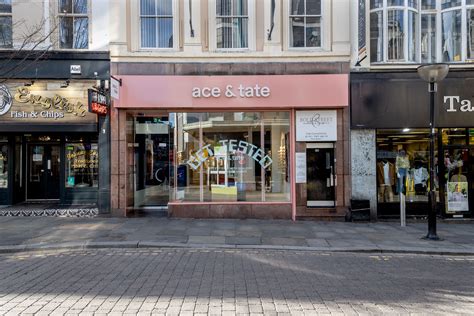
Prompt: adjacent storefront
<box><xmin>351</xmin><ymin>70</ymin><xmax>474</xmax><ymax>218</ymax></box>
<box><xmin>0</xmin><ymin>81</ymin><xmax>100</xmax><ymax>206</ymax></box>
<box><xmin>111</xmin><ymin>75</ymin><xmax>349</xmax><ymax>219</ymax></box>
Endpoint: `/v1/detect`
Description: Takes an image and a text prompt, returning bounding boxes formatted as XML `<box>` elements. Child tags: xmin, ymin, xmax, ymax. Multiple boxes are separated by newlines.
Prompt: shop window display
<box><xmin>174</xmin><ymin>111</ymin><xmax>290</xmax><ymax>203</ymax></box>
<box><xmin>376</xmin><ymin>129</ymin><xmax>436</xmax><ymax>206</ymax></box>
<box><xmin>0</xmin><ymin>138</ymin><xmax>7</xmax><ymax>188</ymax></box>
<box><xmin>65</xmin><ymin>143</ymin><xmax>99</xmax><ymax>188</ymax></box>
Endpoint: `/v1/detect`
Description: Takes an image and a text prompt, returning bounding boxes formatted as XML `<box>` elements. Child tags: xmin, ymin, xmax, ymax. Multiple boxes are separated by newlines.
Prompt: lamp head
<box><xmin>417</xmin><ymin>64</ymin><xmax>449</xmax><ymax>83</ymax></box>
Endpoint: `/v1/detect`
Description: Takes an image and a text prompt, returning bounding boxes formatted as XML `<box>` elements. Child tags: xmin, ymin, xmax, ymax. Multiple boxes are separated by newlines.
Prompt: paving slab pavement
<box><xmin>0</xmin><ymin>216</ymin><xmax>473</xmax><ymax>254</ymax></box>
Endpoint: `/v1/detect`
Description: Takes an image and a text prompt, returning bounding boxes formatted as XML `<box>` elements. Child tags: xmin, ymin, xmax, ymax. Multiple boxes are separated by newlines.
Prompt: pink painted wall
<box><xmin>114</xmin><ymin>75</ymin><xmax>348</xmax><ymax>109</ymax></box>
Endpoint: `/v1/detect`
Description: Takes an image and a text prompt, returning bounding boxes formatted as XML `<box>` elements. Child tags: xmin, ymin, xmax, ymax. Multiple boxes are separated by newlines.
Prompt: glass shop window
<box><xmin>65</xmin><ymin>143</ymin><xmax>98</xmax><ymax>188</ymax></box>
<box><xmin>0</xmin><ymin>137</ymin><xmax>7</xmax><ymax>188</ymax></box>
<box><xmin>174</xmin><ymin>111</ymin><xmax>290</xmax><ymax>202</ymax></box>
<box><xmin>442</xmin><ymin>128</ymin><xmax>467</xmax><ymax>146</ymax></box>
<box><xmin>376</xmin><ymin>129</ymin><xmax>437</xmax><ymax>204</ymax></box>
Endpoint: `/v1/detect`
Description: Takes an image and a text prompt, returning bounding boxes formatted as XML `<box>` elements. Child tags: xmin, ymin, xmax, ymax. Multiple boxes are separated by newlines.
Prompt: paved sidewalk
<box><xmin>0</xmin><ymin>216</ymin><xmax>473</xmax><ymax>254</ymax></box>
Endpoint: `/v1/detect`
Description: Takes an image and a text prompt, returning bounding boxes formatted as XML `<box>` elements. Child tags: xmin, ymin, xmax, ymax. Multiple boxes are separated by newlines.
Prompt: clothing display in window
<box><xmin>377</xmin><ymin>160</ymin><xmax>395</xmax><ymax>202</ymax></box>
<box><xmin>395</xmin><ymin>150</ymin><xmax>410</xmax><ymax>194</ymax></box>
<box><xmin>412</xmin><ymin>165</ymin><xmax>429</xmax><ymax>195</ymax></box>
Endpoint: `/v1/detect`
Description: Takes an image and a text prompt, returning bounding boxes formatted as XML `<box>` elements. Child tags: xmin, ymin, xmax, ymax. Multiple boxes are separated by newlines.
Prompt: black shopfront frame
<box><xmin>0</xmin><ymin>122</ymin><xmax>99</xmax><ymax>207</ymax></box>
<box><xmin>351</xmin><ymin>70</ymin><xmax>474</xmax><ymax>218</ymax></box>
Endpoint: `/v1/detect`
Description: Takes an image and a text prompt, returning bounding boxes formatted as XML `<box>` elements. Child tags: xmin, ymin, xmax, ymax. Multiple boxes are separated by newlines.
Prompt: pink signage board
<box><xmin>113</xmin><ymin>74</ymin><xmax>348</xmax><ymax>109</ymax></box>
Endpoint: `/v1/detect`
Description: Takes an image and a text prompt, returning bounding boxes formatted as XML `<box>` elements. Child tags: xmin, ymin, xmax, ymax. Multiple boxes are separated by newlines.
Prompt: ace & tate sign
<box><xmin>192</xmin><ymin>84</ymin><xmax>271</xmax><ymax>99</ymax></box>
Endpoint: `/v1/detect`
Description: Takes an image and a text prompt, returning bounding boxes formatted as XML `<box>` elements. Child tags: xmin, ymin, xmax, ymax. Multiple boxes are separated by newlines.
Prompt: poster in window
<box><xmin>446</xmin><ymin>182</ymin><xmax>469</xmax><ymax>213</ymax></box>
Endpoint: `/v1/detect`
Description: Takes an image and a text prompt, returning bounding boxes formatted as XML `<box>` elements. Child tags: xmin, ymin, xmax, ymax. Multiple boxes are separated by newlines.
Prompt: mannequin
<box><xmin>412</xmin><ymin>160</ymin><xmax>429</xmax><ymax>195</ymax></box>
<box><xmin>396</xmin><ymin>149</ymin><xmax>410</xmax><ymax>195</ymax></box>
<box><xmin>377</xmin><ymin>159</ymin><xmax>395</xmax><ymax>202</ymax></box>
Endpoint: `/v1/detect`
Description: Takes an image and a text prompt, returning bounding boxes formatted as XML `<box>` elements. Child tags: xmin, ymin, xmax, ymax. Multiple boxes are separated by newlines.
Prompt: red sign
<box><xmin>90</xmin><ymin>102</ymin><xmax>108</xmax><ymax>115</ymax></box>
<box><xmin>88</xmin><ymin>89</ymin><xmax>109</xmax><ymax>116</ymax></box>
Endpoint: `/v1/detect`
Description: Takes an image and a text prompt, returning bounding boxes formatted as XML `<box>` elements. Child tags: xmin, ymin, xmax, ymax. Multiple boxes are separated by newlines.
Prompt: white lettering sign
<box><xmin>186</xmin><ymin>139</ymin><xmax>273</xmax><ymax>170</ymax></box>
<box><xmin>70</xmin><ymin>65</ymin><xmax>81</xmax><ymax>74</ymax></box>
<box><xmin>192</xmin><ymin>84</ymin><xmax>271</xmax><ymax>99</ymax></box>
<box><xmin>443</xmin><ymin>96</ymin><xmax>474</xmax><ymax>112</ymax></box>
<box><xmin>296</xmin><ymin>110</ymin><xmax>337</xmax><ymax>141</ymax></box>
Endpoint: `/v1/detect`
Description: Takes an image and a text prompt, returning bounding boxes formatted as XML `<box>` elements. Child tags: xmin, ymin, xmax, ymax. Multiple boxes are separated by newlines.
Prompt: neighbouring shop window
<box><xmin>442</xmin><ymin>128</ymin><xmax>468</xmax><ymax>146</ymax></box>
<box><xmin>174</xmin><ymin>111</ymin><xmax>290</xmax><ymax>203</ymax></box>
<box><xmin>59</xmin><ymin>0</ymin><xmax>89</xmax><ymax>49</ymax></box>
<box><xmin>216</xmin><ymin>0</ymin><xmax>249</xmax><ymax>49</ymax></box>
<box><xmin>289</xmin><ymin>0</ymin><xmax>321</xmax><ymax>48</ymax></box>
<box><xmin>444</xmin><ymin>147</ymin><xmax>470</xmax><ymax>214</ymax></box>
<box><xmin>140</xmin><ymin>0</ymin><xmax>173</xmax><ymax>48</ymax></box>
<box><xmin>0</xmin><ymin>137</ymin><xmax>7</xmax><ymax>188</ymax></box>
<box><xmin>0</xmin><ymin>0</ymin><xmax>12</xmax><ymax>48</ymax></box>
<box><xmin>376</xmin><ymin>129</ymin><xmax>436</xmax><ymax>206</ymax></box>
<box><xmin>65</xmin><ymin>143</ymin><xmax>98</xmax><ymax>188</ymax></box>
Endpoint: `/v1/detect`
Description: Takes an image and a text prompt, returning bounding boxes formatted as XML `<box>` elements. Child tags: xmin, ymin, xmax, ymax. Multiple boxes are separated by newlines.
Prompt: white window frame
<box><xmin>287</xmin><ymin>0</ymin><xmax>323</xmax><ymax>49</ymax></box>
<box><xmin>138</xmin><ymin>0</ymin><xmax>179</xmax><ymax>50</ymax></box>
<box><xmin>370</xmin><ymin>0</ymin><xmax>474</xmax><ymax>63</ymax></box>
<box><xmin>284</xmin><ymin>0</ymin><xmax>330</xmax><ymax>51</ymax></box>
<box><xmin>0</xmin><ymin>1</ymin><xmax>12</xmax><ymax>49</ymax></box>
<box><xmin>57</xmin><ymin>0</ymin><xmax>90</xmax><ymax>50</ymax></box>
<box><xmin>208</xmin><ymin>0</ymin><xmax>256</xmax><ymax>52</ymax></box>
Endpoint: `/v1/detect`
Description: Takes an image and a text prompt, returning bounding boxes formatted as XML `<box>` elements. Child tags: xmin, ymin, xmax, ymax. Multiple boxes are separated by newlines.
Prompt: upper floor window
<box><xmin>0</xmin><ymin>0</ymin><xmax>12</xmax><ymax>48</ymax></box>
<box><xmin>216</xmin><ymin>0</ymin><xmax>248</xmax><ymax>49</ymax></box>
<box><xmin>140</xmin><ymin>0</ymin><xmax>173</xmax><ymax>48</ymax></box>
<box><xmin>289</xmin><ymin>0</ymin><xmax>322</xmax><ymax>48</ymax></box>
<box><xmin>59</xmin><ymin>0</ymin><xmax>88</xmax><ymax>49</ymax></box>
<box><xmin>370</xmin><ymin>0</ymin><xmax>474</xmax><ymax>63</ymax></box>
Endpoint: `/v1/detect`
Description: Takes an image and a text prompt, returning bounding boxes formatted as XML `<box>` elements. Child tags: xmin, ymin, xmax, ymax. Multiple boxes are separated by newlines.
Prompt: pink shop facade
<box><xmin>110</xmin><ymin>74</ymin><xmax>350</xmax><ymax>219</ymax></box>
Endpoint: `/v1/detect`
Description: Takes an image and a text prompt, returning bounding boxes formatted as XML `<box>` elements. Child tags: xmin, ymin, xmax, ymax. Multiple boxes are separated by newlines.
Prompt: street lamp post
<box><xmin>417</xmin><ymin>64</ymin><xmax>449</xmax><ymax>241</ymax></box>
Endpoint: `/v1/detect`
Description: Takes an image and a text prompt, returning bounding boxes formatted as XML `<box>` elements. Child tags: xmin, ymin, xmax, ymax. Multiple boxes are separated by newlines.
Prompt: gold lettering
<box><xmin>14</xmin><ymin>87</ymin><xmax>30</xmax><ymax>103</ymax></box>
<box><xmin>13</xmin><ymin>87</ymin><xmax>87</xmax><ymax>117</ymax></box>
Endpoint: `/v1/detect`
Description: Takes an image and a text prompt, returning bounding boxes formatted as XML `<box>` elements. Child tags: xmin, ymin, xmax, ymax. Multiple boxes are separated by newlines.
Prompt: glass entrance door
<box><xmin>27</xmin><ymin>145</ymin><xmax>60</xmax><ymax>200</ymax></box>
<box><xmin>306</xmin><ymin>143</ymin><xmax>336</xmax><ymax>207</ymax></box>
<box><xmin>134</xmin><ymin>116</ymin><xmax>172</xmax><ymax>207</ymax></box>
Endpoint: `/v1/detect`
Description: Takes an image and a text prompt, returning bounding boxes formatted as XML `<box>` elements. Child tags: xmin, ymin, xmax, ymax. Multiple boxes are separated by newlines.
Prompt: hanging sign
<box><xmin>296</xmin><ymin>110</ymin><xmax>337</xmax><ymax>141</ymax></box>
<box><xmin>111</xmin><ymin>77</ymin><xmax>120</xmax><ymax>100</ymax></box>
<box><xmin>88</xmin><ymin>89</ymin><xmax>109</xmax><ymax>115</ymax></box>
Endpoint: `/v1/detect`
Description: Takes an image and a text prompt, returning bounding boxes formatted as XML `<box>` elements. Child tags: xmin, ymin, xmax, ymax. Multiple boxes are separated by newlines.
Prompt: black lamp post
<box><xmin>417</xmin><ymin>64</ymin><xmax>449</xmax><ymax>240</ymax></box>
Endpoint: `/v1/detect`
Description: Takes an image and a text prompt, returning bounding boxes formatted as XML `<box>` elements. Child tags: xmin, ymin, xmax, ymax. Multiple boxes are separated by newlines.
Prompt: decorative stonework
<box><xmin>0</xmin><ymin>208</ymin><xmax>99</xmax><ymax>217</ymax></box>
<box><xmin>351</xmin><ymin>129</ymin><xmax>377</xmax><ymax>217</ymax></box>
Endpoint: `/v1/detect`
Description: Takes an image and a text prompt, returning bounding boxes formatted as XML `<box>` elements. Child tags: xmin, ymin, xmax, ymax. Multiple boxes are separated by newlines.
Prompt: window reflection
<box><xmin>442</xmin><ymin>10</ymin><xmax>462</xmax><ymax>62</ymax></box>
<box><xmin>174</xmin><ymin>112</ymin><xmax>290</xmax><ymax>202</ymax></box>
<box><xmin>0</xmin><ymin>141</ymin><xmax>7</xmax><ymax>188</ymax></box>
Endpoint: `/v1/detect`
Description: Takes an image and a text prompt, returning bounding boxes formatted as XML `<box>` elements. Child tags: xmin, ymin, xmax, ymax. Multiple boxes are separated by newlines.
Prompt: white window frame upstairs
<box><xmin>209</xmin><ymin>0</ymin><xmax>256</xmax><ymax>52</ymax></box>
<box><xmin>57</xmin><ymin>0</ymin><xmax>90</xmax><ymax>50</ymax></box>
<box><xmin>138</xmin><ymin>0</ymin><xmax>179</xmax><ymax>51</ymax></box>
<box><xmin>370</xmin><ymin>0</ymin><xmax>474</xmax><ymax>63</ymax></box>
<box><xmin>285</xmin><ymin>0</ymin><xmax>330</xmax><ymax>51</ymax></box>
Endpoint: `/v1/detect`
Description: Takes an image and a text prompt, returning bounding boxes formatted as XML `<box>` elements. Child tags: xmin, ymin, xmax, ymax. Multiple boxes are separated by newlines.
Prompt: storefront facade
<box><xmin>351</xmin><ymin>70</ymin><xmax>474</xmax><ymax>219</ymax></box>
<box><xmin>0</xmin><ymin>80</ymin><xmax>102</xmax><ymax>208</ymax></box>
<box><xmin>111</xmin><ymin>73</ymin><xmax>350</xmax><ymax>219</ymax></box>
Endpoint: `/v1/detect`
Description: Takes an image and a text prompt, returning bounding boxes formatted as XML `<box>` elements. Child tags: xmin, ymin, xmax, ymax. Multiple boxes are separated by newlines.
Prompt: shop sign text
<box><xmin>186</xmin><ymin>139</ymin><xmax>273</xmax><ymax>170</ymax></box>
<box><xmin>444</xmin><ymin>96</ymin><xmax>474</xmax><ymax>112</ymax></box>
<box><xmin>192</xmin><ymin>84</ymin><xmax>270</xmax><ymax>99</ymax></box>
<box><xmin>14</xmin><ymin>87</ymin><xmax>87</xmax><ymax>118</ymax></box>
